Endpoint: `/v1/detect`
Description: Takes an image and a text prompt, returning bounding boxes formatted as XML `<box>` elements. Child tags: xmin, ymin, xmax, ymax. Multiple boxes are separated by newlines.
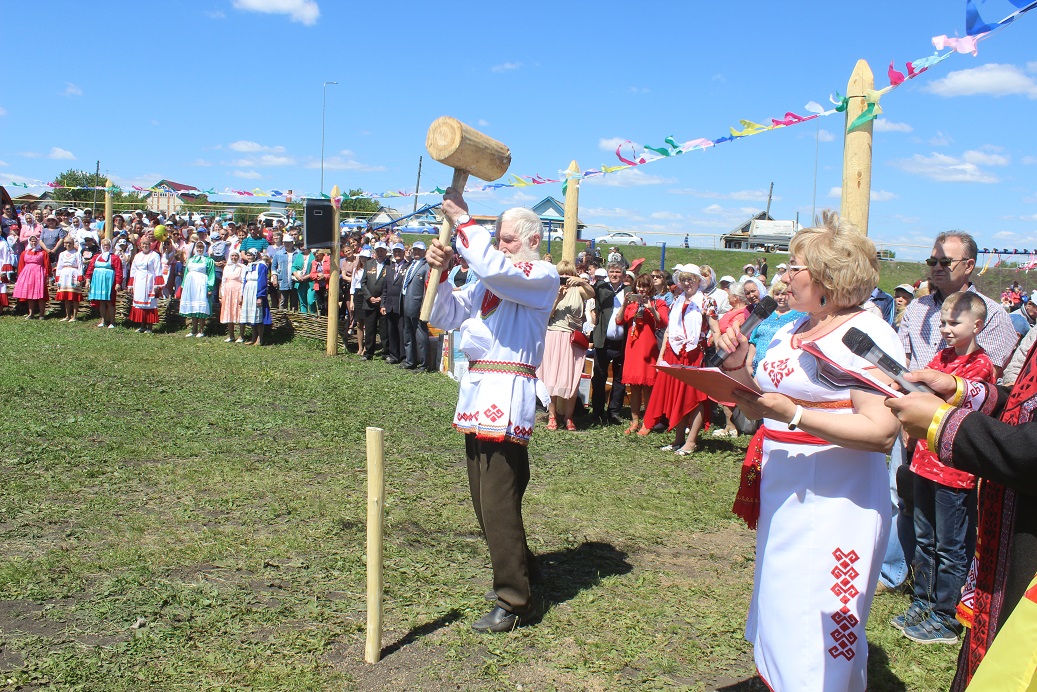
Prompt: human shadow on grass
<box><xmin>379</xmin><ymin>609</ymin><xmax>463</xmax><ymax>659</ymax></box>
<box><xmin>531</xmin><ymin>541</ymin><xmax>633</xmax><ymax>620</ymax></box>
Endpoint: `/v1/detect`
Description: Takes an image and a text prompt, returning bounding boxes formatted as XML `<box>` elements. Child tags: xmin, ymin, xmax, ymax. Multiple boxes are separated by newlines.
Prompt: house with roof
<box><xmin>144</xmin><ymin>179</ymin><xmax>202</xmax><ymax>215</ymax></box>
<box><xmin>719</xmin><ymin>211</ymin><xmax>800</xmax><ymax>251</ymax></box>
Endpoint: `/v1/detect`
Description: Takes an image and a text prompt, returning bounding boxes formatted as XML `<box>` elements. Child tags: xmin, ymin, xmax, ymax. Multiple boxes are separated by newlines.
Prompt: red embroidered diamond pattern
<box><xmin>484</xmin><ymin>405</ymin><xmax>504</xmax><ymax>423</ymax></box>
<box><xmin>827</xmin><ymin>548</ymin><xmax>861</xmax><ymax>661</ymax></box>
<box><xmin>458</xmin><ymin>228</ymin><xmax>469</xmax><ymax>248</ymax></box>
<box><xmin>763</xmin><ymin>357</ymin><xmax>793</xmax><ymax>388</ymax></box>
<box><xmin>514</xmin><ymin>262</ymin><xmax>534</xmax><ymax>277</ymax></box>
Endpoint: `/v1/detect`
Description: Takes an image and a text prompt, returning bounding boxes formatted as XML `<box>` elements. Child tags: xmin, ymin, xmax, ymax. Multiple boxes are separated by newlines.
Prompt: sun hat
<box><xmin>391</xmin><ymin>242</ymin><xmax>405</xmax><ymax>252</ymax></box>
<box><xmin>412</xmin><ymin>241</ymin><xmax>426</xmax><ymax>250</ymax></box>
<box><xmin>894</xmin><ymin>283</ymin><xmax>915</xmax><ymax>296</ymax></box>
<box><xmin>719</xmin><ymin>275</ymin><xmax>735</xmax><ymax>284</ymax></box>
<box><xmin>374</xmin><ymin>241</ymin><xmax>388</xmax><ymax>250</ymax></box>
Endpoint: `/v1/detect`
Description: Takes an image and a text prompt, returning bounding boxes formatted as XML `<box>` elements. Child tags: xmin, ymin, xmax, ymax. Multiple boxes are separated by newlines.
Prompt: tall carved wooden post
<box><xmin>841</xmin><ymin>60</ymin><xmax>874</xmax><ymax>236</ymax></box>
<box><xmin>326</xmin><ymin>185</ymin><xmax>342</xmax><ymax>355</ymax></box>
<box><xmin>104</xmin><ymin>180</ymin><xmax>113</xmax><ymax>242</ymax></box>
<box><xmin>561</xmin><ymin>161</ymin><xmax>580</xmax><ymax>263</ymax></box>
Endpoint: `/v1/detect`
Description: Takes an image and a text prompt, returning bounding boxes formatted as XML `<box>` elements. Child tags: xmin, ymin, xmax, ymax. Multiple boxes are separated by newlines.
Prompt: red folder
<box><xmin>656</xmin><ymin>365</ymin><xmax>761</xmax><ymax>407</ymax></box>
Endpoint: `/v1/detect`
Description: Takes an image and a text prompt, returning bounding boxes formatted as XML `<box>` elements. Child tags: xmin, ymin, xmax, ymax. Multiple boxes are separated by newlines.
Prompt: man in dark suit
<box><xmin>591</xmin><ymin>263</ymin><xmax>628</xmax><ymax>424</ymax></box>
<box><xmin>401</xmin><ymin>241</ymin><xmax>432</xmax><ymax>371</ymax></box>
<box><xmin>360</xmin><ymin>241</ymin><xmax>390</xmax><ymax>360</ymax></box>
<box><xmin>380</xmin><ymin>242</ymin><xmax>408</xmax><ymax>363</ymax></box>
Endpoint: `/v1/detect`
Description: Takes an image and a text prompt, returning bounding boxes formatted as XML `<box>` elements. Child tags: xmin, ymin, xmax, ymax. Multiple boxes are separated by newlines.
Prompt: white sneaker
<box><xmin>224</xmin><ymin>337</ymin><xmax>233</xmax><ymax>343</ymax></box>
<box><xmin>97</xmin><ymin>321</ymin><xmax>106</xmax><ymax>328</ymax></box>
<box><xmin>144</xmin><ymin>329</ymin><xmax>153</xmax><ymax>335</ymax></box>
<box><xmin>185</xmin><ymin>332</ymin><xmax>195</xmax><ymax>338</ymax></box>
<box><xmin>196</xmin><ymin>332</ymin><xmax>205</xmax><ymax>338</ymax></box>
<box><xmin>136</xmin><ymin>327</ymin><xmax>145</xmax><ymax>333</ymax></box>
<box><xmin>108</xmin><ymin>324</ymin><xmax>116</xmax><ymax>329</ymax></box>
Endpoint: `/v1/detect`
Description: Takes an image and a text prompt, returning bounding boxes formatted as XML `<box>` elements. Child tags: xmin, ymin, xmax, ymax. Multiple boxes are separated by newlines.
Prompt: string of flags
<box><xmin>7</xmin><ymin>1</ymin><xmax>1033</xmax><ymax>203</ymax></box>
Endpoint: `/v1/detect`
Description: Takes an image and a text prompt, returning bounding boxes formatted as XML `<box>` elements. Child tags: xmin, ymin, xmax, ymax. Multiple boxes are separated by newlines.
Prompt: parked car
<box><xmin>257</xmin><ymin>210</ymin><xmax>289</xmax><ymax>228</ymax></box>
<box><xmin>542</xmin><ymin>229</ymin><xmax>564</xmax><ymax>242</ymax></box>
<box><xmin>596</xmin><ymin>231</ymin><xmax>645</xmax><ymax>246</ymax></box>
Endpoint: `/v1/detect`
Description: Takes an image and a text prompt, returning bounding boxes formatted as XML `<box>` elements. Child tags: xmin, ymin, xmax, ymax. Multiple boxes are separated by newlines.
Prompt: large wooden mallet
<box><xmin>419</xmin><ymin>117</ymin><xmax>511</xmax><ymax>322</ymax></box>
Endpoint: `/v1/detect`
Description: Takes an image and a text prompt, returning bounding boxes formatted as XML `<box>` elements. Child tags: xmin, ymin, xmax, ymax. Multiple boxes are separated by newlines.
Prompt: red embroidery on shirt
<box><xmin>513</xmin><ymin>261</ymin><xmax>534</xmax><ymax>277</ymax></box>
<box><xmin>480</xmin><ymin>291</ymin><xmax>502</xmax><ymax>319</ymax></box>
<box><xmin>763</xmin><ymin>358</ymin><xmax>793</xmax><ymax>388</ymax></box>
<box><xmin>458</xmin><ymin>229</ymin><xmax>469</xmax><ymax>248</ymax></box>
<box><xmin>483</xmin><ymin>404</ymin><xmax>504</xmax><ymax>422</ymax></box>
<box><xmin>827</xmin><ymin>548</ymin><xmax>861</xmax><ymax>661</ymax></box>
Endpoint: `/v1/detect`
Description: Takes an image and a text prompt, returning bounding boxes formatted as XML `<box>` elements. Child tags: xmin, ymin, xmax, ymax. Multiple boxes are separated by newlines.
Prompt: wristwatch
<box><xmin>454</xmin><ymin>214</ymin><xmax>472</xmax><ymax>227</ymax></box>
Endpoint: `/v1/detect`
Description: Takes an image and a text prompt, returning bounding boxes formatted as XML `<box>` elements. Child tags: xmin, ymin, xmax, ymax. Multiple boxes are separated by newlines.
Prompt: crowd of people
<box><xmin>3</xmin><ymin>196</ymin><xmax>1037</xmax><ymax>690</ymax></box>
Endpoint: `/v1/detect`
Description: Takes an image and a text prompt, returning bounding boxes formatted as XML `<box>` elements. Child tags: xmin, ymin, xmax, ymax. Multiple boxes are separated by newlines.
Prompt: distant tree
<box><xmin>50</xmin><ymin>169</ymin><xmax>143</xmax><ymax>210</ymax></box>
<box><xmin>339</xmin><ymin>189</ymin><xmax>380</xmax><ymax>215</ymax></box>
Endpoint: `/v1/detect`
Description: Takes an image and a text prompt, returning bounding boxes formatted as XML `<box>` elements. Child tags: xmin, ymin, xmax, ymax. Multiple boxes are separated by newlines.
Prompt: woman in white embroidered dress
<box><xmin>179</xmin><ymin>241</ymin><xmax>216</xmax><ymax>338</ymax></box>
<box><xmin>54</xmin><ymin>237</ymin><xmax>84</xmax><ymax>321</ymax></box>
<box><xmin>128</xmin><ymin>237</ymin><xmax>163</xmax><ymax>334</ymax></box>
<box><xmin>715</xmin><ymin>211</ymin><xmax>902</xmax><ymax>692</ymax></box>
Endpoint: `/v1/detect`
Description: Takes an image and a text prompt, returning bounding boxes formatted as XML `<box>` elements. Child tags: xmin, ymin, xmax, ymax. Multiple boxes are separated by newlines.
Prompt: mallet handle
<box><xmin>419</xmin><ymin>168</ymin><xmax>470</xmax><ymax>322</ymax></box>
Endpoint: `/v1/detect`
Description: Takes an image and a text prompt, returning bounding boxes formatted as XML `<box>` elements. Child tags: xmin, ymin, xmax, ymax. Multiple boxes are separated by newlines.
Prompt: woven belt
<box><xmin>468</xmin><ymin>360</ymin><xmax>537</xmax><ymax>378</ymax></box>
<box><xmin>787</xmin><ymin>397</ymin><xmax>853</xmax><ymax>410</ymax></box>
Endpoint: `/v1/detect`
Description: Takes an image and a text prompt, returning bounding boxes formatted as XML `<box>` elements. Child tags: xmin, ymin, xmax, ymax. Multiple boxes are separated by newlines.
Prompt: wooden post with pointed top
<box><xmin>104</xmin><ymin>180</ymin><xmax>113</xmax><ymax>242</ymax></box>
<box><xmin>326</xmin><ymin>185</ymin><xmax>342</xmax><ymax>356</ymax></box>
<box><xmin>561</xmin><ymin>161</ymin><xmax>580</xmax><ymax>263</ymax></box>
<box><xmin>841</xmin><ymin>60</ymin><xmax>874</xmax><ymax>236</ymax></box>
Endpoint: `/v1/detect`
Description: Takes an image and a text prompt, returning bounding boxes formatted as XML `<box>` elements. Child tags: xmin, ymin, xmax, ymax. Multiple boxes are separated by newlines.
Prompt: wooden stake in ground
<box><xmin>365</xmin><ymin>426</ymin><xmax>385</xmax><ymax>664</ymax></box>
<box><xmin>840</xmin><ymin>59</ymin><xmax>874</xmax><ymax>236</ymax></box>
<box><xmin>561</xmin><ymin>161</ymin><xmax>580</xmax><ymax>264</ymax></box>
<box><xmin>104</xmin><ymin>180</ymin><xmax>113</xmax><ymax>243</ymax></box>
<box><xmin>326</xmin><ymin>185</ymin><xmax>342</xmax><ymax>356</ymax></box>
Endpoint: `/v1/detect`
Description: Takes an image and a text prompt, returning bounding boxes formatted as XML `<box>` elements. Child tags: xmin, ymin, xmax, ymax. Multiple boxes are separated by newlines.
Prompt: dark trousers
<box><xmin>402</xmin><ymin>313</ymin><xmax>430</xmax><ymax>368</ymax></box>
<box><xmin>591</xmin><ymin>339</ymin><xmax>626</xmax><ymax>417</ymax></box>
<box><xmin>363</xmin><ymin>304</ymin><xmax>383</xmax><ymax>356</ymax></box>
<box><xmin>383</xmin><ymin>311</ymin><xmax>402</xmax><ymax>361</ymax></box>
<box><xmin>912</xmin><ymin>476</ymin><xmax>976</xmax><ymax>627</ymax></box>
<box><xmin>465</xmin><ymin>435</ymin><xmax>534</xmax><ymax>614</ymax></box>
<box><xmin>279</xmin><ymin>286</ymin><xmax>299</xmax><ymax>311</ymax></box>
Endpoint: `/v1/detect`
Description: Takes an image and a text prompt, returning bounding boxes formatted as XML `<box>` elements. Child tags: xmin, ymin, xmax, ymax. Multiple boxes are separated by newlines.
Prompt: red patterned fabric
<box><xmin>827</xmin><ymin>548</ymin><xmax>862</xmax><ymax>661</ymax></box>
<box><xmin>912</xmin><ymin>347</ymin><xmax>995</xmax><ymax>490</ymax></box>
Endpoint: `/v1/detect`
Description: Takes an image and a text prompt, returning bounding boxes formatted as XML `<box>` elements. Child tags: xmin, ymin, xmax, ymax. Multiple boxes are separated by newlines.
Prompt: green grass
<box><xmin>0</xmin><ymin>320</ymin><xmax>957</xmax><ymax>690</ymax></box>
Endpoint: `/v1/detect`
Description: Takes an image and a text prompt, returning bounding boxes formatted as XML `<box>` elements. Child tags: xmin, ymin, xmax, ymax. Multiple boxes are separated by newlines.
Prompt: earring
<box><xmin>820</xmin><ymin>295</ymin><xmax>827</xmax><ymax>307</ymax></box>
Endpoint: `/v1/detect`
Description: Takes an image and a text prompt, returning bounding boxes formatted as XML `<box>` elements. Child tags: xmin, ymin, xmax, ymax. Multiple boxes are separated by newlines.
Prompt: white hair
<box><xmin>496</xmin><ymin>207</ymin><xmax>542</xmax><ymax>262</ymax></box>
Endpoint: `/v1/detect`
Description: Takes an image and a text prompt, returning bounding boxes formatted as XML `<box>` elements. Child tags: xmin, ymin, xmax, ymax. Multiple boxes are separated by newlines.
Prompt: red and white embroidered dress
<box><xmin>748</xmin><ymin>310</ymin><xmax>899</xmax><ymax>691</ymax></box>
<box><xmin>429</xmin><ymin>223</ymin><xmax>557</xmax><ymax>446</ymax></box>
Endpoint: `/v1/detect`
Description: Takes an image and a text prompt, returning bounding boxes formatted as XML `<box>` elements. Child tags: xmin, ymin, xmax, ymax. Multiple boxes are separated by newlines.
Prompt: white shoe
<box><xmin>108</xmin><ymin>324</ymin><xmax>116</xmax><ymax>329</ymax></box>
<box><xmin>144</xmin><ymin>329</ymin><xmax>153</xmax><ymax>335</ymax></box>
<box><xmin>97</xmin><ymin>321</ymin><xmax>106</xmax><ymax>328</ymax></box>
<box><xmin>185</xmin><ymin>332</ymin><xmax>195</xmax><ymax>338</ymax></box>
<box><xmin>224</xmin><ymin>337</ymin><xmax>233</xmax><ymax>343</ymax></box>
<box><xmin>196</xmin><ymin>332</ymin><xmax>205</xmax><ymax>338</ymax></box>
<box><xmin>136</xmin><ymin>327</ymin><xmax>145</xmax><ymax>333</ymax></box>
<box><xmin>711</xmin><ymin>428</ymin><xmax>728</xmax><ymax>438</ymax></box>
<box><xmin>235</xmin><ymin>338</ymin><xmax>244</xmax><ymax>343</ymax></box>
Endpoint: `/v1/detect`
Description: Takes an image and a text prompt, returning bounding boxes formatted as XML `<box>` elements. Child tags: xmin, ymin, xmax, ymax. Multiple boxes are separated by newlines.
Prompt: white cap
<box><xmin>895</xmin><ymin>283</ymin><xmax>915</xmax><ymax>296</ymax></box>
<box><xmin>594</xmin><ymin>268</ymin><xmax>608</xmax><ymax>278</ymax></box>
<box><xmin>412</xmin><ymin>241</ymin><xmax>426</xmax><ymax>250</ymax></box>
<box><xmin>373</xmin><ymin>241</ymin><xmax>388</xmax><ymax>250</ymax></box>
<box><xmin>719</xmin><ymin>275</ymin><xmax>736</xmax><ymax>284</ymax></box>
<box><xmin>358</xmin><ymin>248</ymin><xmax>372</xmax><ymax>258</ymax></box>
<box><xmin>681</xmin><ymin>263</ymin><xmax>702</xmax><ymax>278</ymax></box>
<box><xmin>391</xmin><ymin>242</ymin><xmax>405</xmax><ymax>252</ymax></box>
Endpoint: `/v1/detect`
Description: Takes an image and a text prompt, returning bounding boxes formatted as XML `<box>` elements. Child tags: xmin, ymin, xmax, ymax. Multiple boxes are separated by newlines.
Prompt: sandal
<box><xmin>637</xmin><ymin>426</ymin><xmax>652</xmax><ymax>436</ymax></box>
<box><xmin>658</xmin><ymin>444</ymin><xmax>677</xmax><ymax>452</ymax></box>
<box><xmin>546</xmin><ymin>416</ymin><xmax>558</xmax><ymax>431</ymax></box>
<box><xmin>674</xmin><ymin>446</ymin><xmax>697</xmax><ymax>457</ymax></box>
<box><xmin>624</xmin><ymin>422</ymin><xmax>639</xmax><ymax>435</ymax></box>
<box><xmin>565</xmin><ymin>419</ymin><xmax>577</xmax><ymax>431</ymax></box>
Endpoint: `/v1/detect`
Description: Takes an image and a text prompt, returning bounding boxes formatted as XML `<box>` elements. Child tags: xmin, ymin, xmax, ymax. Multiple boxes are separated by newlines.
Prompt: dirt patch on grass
<box><xmin>630</xmin><ymin>524</ymin><xmax>756</xmax><ymax>583</ymax></box>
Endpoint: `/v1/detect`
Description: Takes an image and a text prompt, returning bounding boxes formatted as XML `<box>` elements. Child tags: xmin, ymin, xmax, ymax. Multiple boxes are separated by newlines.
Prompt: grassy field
<box><xmin>0</xmin><ymin>320</ymin><xmax>958</xmax><ymax>690</ymax></box>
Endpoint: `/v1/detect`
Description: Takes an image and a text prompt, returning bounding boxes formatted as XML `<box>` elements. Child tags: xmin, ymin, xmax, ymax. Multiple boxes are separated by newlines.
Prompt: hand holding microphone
<box><xmin>707</xmin><ymin>296</ymin><xmax>778</xmax><ymax>368</ymax></box>
<box><xmin>841</xmin><ymin>327</ymin><xmax>936</xmax><ymax>394</ymax></box>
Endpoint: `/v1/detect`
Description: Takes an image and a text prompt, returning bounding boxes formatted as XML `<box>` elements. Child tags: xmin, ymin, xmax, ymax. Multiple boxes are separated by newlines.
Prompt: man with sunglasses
<box><xmin>886</xmin><ymin>231</ymin><xmax>1017</xmax><ymax>640</ymax></box>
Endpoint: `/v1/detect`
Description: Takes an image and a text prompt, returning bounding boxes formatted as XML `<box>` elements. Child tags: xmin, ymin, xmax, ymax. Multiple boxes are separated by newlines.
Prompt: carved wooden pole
<box><xmin>840</xmin><ymin>60</ymin><xmax>874</xmax><ymax>236</ymax></box>
<box><xmin>561</xmin><ymin>160</ymin><xmax>580</xmax><ymax>264</ymax></box>
<box><xmin>365</xmin><ymin>426</ymin><xmax>385</xmax><ymax>664</ymax></box>
<box><xmin>104</xmin><ymin>180</ymin><xmax>113</xmax><ymax>242</ymax></box>
<box><xmin>326</xmin><ymin>185</ymin><xmax>342</xmax><ymax>356</ymax></box>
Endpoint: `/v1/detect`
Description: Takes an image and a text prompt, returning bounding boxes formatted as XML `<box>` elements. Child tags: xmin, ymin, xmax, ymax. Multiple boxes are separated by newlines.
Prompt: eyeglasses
<box><xmin>783</xmin><ymin>264</ymin><xmax>809</xmax><ymax>280</ymax></box>
<box><xmin>925</xmin><ymin>257</ymin><xmax>967</xmax><ymax>268</ymax></box>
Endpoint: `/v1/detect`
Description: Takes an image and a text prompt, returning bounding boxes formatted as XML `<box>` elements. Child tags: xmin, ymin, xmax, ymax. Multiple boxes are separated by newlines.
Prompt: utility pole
<box><xmin>765</xmin><ymin>181</ymin><xmax>773</xmax><ymax>218</ymax></box>
<box><xmin>92</xmin><ymin>160</ymin><xmax>100</xmax><ymax>213</ymax></box>
<box><xmin>412</xmin><ymin>155</ymin><xmax>422</xmax><ymax>213</ymax></box>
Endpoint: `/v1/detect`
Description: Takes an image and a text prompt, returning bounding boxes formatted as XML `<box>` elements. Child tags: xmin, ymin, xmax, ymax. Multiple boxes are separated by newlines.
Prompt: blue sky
<box><xmin>2</xmin><ymin>0</ymin><xmax>1035</xmax><ymax>259</ymax></box>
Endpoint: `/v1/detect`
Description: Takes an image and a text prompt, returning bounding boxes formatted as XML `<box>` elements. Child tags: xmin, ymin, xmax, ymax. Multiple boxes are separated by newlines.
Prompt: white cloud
<box><xmin>963</xmin><ymin>150</ymin><xmax>1010</xmax><ymax>166</ymax></box>
<box><xmin>874</xmin><ymin>119</ymin><xmax>912</xmax><ymax>133</ymax></box>
<box><xmin>598</xmin><ymin>136</ymin><xmax>637</xmax><ymax>152</ymax></box>
<box><xmin>49</xmin><ymin>147</ymin><xmax>75</xmax><ymax>160</ymax></box>
<box><xmin>889</xmin><ymin>152</ymin><xmax>999</xmax><ymax>183</ymax></box>
<box><xmin>16</xmin><ymin>151</ymin><xmax>40</xmax><ymax>158</ymax></box>
<box><xmin>233</xmin><ymin>170</ymin><xmax>262</xmax><ymax>179</ymax></box>
<box><xmin>226</xmin><ymin>158</ymin><xmax>256</xmax><ymax>167</ymax></box>
<box><xmin>583</xmin><ymin>168</ymin><xmax>675</xmax><ymax>188</ymax></box>
<box><xmin>816</xmin><ymin>129</ymin><xmax>836</xmax><ymax>143</ymax></box>
<box><xmin>0</xmin><ymin>107</ymin><xmax>6</xmax><ymax>116</ymax></box>
<box><xmin>504</xmin><ymin>191</ymin><xmax>536</xmax><ymax>204</ymax></box>
<box><xmin>1023</xmin><ymin>156</ymin><xmax>1037</xmax><ymax>165</ymax></box>
<box><xmin>306</xmin><ymin>152</ymin><xmax>385</xmax><ymax>172</ymax></box>
<box><xmin>150</xmin><ymin>119</ymin><xmax>159</xmax><ymax>126</ymax></box>
<box><xmin>232</xmin><ymin>0</ymin><xmax>319</xmax><ymax>25</ymax></box>
<box><xmin>667</xmin><ymin>188</ymin><xmax>773</xmax><ymax>202</ymax></box>
<box><xmin>926</xmin><ymin>63</ymin><xmax>1037</xmax><ymax>98</ymax></box>
<box><xmin>63</xmin><ymin>83</ymin><xmax>82</xmax><ymax>97</ymax></box>
<box><xmin>995</xmin><ymin>231</ymin><xmax>1019</xmax><ymax>239</ymax></box>
<box><xmin>703</xmin><ymin>204</ymin><xmax>724</xmax><ymax>214</ymax></box>
<box><xmin>228</xmin><ymin>140</ymin><xmax>286</xmax><ymax>153</ymax></box>
<box><xmin>204</xmin><ymin>9</ymin><xmax>226</xmax><ymax>18</ymax></box>
<box><xmin>477</xmin><ymin>119</ymin><xmax>489</xmax><ymax>127</ymax></box>
<box><xmin>929</xmin><ymin>131</ymin><xmax>952</xmax><ymax>146</ymax></box>
<box><xmin>491</xmin><ymin>61</ymin><xmax>521</xmax><ymax>73</ymax></box>
<box><xmin>190</xmin><ymin>159</ymin><xmax>213</xmax><ymax>167</ymax></box>
<box><xmin>0</xmin><ymin>160</ymin><xmax>7</xmax><ymax>167</ymax></box>
<box><xmin>629</xmin><ymin>86</ymin><xmax>651</xmax><ymax>94</ymax></box>
<box><xmin>583</xmin><ymin>207</ymin><xmax>642</xmax><ymax>220</ymax></box>
<box><xmin>651</xmin><ymin>211</ymin><xmax>682</xmax><ymax>220</ymax></box>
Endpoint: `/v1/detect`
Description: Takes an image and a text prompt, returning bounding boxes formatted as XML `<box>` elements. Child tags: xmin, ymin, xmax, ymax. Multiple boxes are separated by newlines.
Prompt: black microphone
<box><xmin>707</xmin><ymin>296</ymin><xmax>778</xmax><ymax>367</ymax></box>
<box><xmin>841</xmin><ymin>326</ymin><xmax>935</xmax><ymax>394</ymax></box>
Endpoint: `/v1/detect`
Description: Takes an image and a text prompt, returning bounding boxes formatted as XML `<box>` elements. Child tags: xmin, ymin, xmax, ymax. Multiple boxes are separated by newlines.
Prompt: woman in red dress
<box><xmin>13</xmin><ymin>234</ymin><xmax>50</xmax><ymax>319</ymax></box>
<box><xmin>621</xmin><ymin>273</ymin><xmax>668</xmax><ymax>434</ymax></box>
<box><xmin>641</xmin><ymin>264</ymin><xmax>716</xmax><ymax>455</ymax></box>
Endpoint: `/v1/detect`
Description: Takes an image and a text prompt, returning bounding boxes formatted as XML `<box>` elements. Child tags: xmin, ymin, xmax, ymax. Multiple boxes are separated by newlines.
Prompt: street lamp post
<box><xmin>321</xmin><ymin>81</ymin><xmax>338</xmax><ymax>195</ymax></box>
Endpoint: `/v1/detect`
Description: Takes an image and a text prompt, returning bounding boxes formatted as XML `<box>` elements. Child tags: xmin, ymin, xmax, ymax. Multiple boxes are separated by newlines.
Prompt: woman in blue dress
<box><xmin>85</xmin><ymin>237</ymin><xmax>123</xmax><ymax>329</ymax></box>
<box><xmin>240</xmin><ymin>249</ymin><xmax>271</xmax><ymax>346</ymax></box>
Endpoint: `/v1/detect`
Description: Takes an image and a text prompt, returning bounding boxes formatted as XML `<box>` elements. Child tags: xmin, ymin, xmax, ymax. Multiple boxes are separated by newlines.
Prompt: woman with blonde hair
<box><xmin>536</xmin><ymin>259</ymin><xmax>593</xmax><ymax>430</ymax></box>
<box><xmin>620</xmin><ymin>273</ymin><xmax>668</xmax><ymax>434</ymax></box>
<box><xmin>716</xmin><ymin>211</ymin><xmax>902</xmax><ymax>691</ymax></box>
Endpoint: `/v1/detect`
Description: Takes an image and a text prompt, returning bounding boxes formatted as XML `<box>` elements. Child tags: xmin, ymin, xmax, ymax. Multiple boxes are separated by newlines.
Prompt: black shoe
<box><xmin>363</xmin><ymin>355</ymin><xmax>373</xmax><ymax>361</ymax></box>
<box><xmin>608</xmin><ymin>414</ymin><xmax>625</xmax><ymax>426</ymax></box>
<box><xmin>385</xmin><ymin>357</ymin><xmax>400</xmax><ymax>364</ymax></box>
<box><xmin>471</xmin><ymin>606</ymin><xmax>528</xmax><ymax>634</ymax></box>
<box><xmin>401</xmin><ymin>362</ymin><xmax>417</xmax><ymax>369</ymax></box>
